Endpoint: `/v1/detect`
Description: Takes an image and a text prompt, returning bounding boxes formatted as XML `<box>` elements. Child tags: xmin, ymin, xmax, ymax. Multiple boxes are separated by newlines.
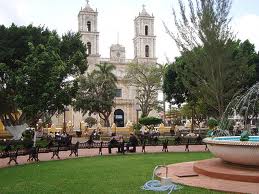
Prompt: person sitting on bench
<box><xmin>126</xmin><ymin>133</ymin><xmax>138</xmax><ymax>152</ymax></box>
<box><xmin>108</xmin><ymin>135</ymin><xmax>119</xmax><ymax>154</ymax></box>
<box><xmin>118</xmin><ymin>136</ymin><xmax>125</xmax><ymax>154</ymax></box>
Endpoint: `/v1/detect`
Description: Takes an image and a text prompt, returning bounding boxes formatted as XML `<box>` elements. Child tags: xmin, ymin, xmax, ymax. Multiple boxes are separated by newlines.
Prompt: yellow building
<box><xmin>0</xmin><ymin>120</ymin><xmax>12</xmax><ymax>138</ymax></box>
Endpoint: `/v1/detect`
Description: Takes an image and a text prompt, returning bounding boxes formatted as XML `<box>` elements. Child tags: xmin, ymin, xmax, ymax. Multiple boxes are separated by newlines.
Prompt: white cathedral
<box><xmin>53</xmin><ymin>1</ymin><xmax>157</xmax><ymax>129</ymax></box>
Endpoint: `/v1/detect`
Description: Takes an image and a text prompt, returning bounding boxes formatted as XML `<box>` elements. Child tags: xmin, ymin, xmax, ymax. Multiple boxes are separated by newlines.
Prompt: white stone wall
<box><xmin>110</xmin><ymin>44</ymin><xmax>126</xmax><ymax>63</ymax></box>
<box><xmin>133</xmin><ymin>13</ymin><xmax>157</xmax><ymax>64</ymax></box>
<box><xmin>78</xmin><ymin>8</ymin><xmax>100</xmax><ymax>57</ymax></box>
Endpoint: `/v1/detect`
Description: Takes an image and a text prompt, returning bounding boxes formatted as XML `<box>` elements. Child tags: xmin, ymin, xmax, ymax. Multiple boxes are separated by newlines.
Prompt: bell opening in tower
<box><xmin>145</xmin><ymin>45</ymin><xmax>149</xmax><ymax>57</ymax></box>
<box><xmin>87</xmin><ymin>21</ymin><xmax>91</xmax><ymax>32</ymax></box>
<box><xmin>145</xmin><ymin>25</ymin><xmax>148</xmax><ymax>35</ymax></box>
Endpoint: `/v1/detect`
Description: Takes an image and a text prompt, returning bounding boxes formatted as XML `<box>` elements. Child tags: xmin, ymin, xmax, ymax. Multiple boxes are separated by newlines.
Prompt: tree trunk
<box><xmin>5</xmin><ymin>124</ymin><xmax>28</xmax><ymax>140</ymax></box>
<box><xmin>104</xmin><ymin>117</ymin><xmax>110</xmax><ymax>127</ymax></box>
<box><xmin>191</xmin><ymin>106</ymin><xmax>194</xmax><ymax>133</ymax></box>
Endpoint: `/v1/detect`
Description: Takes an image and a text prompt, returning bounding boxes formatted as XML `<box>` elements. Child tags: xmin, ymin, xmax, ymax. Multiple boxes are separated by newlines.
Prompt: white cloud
<box><xmin>0</xmin><ymin>1</ymin><xmax>23</xmax><ymax>25</ymax></box>
<box><xmin>233</xmin><ymin>14</ymin><xmax>259</xmax><ymax>51</ymax></box>
<box><xmin>0</xmin><ymin>0</ymin><xmax>258</xmax><ymax>65</ymax></box>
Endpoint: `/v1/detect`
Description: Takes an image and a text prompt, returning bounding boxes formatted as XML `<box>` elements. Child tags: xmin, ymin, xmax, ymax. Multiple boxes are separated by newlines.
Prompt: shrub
<box><xmin>133</xmin><ymin>123</ymin><xmax>142</xmax><ymax>132</ymax></box>
<box><xmin>22</xmin><ymin>129</ymin><xmax>34</xmax><ymax>148</ymax></box>
<box><xmin>36</xmin><ymin>139</ymin><xmax>49</xmax><ymax>148</ymax></box>
<box><xmin>22</xmin><ymin>129</ymin><xmax>34</xmax><ymax>141</ymax></box>
<box><xmin>85</xmin><ymin>117</ymin><xmax>97</xmax><ymax>127</ymax></box>
<box><xmin>139</xmin><ymin>117</ymin><xmax>162</xmax><ymax>127</ymax></box>
<box><xmin>172</xmin><ymin>118</ymin><xmax>182</xmax><ymax>125</ymax></box>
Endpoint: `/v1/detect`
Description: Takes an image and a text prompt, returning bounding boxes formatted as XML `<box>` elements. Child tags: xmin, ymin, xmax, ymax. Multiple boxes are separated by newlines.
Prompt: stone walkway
<box><xmin>0</xmin><ymin>145</ymin><xmax>207</xmax><ymax>168</ymax></box>
<box><xmin>156</xmin><ymin>160</ymin><xmax>259</xmax><ymax>194</ymax></box>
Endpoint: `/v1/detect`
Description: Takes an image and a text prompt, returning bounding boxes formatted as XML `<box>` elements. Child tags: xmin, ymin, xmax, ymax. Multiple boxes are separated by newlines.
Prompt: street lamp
<box><xmin>136</xmin><ymin>102</ymin><xmax>141</xmax><ymax>124</ymax></box>
<box><xmin>63</xmin><ymin>107</ymin><xmax>69</xmax><ymax>133</ymax></box>
<box><xmin>136</xmin><ymin>108</ymin><xmax>141</xmax><ymax>123</ymax></box>
<box><xmin>33</xmin><ymin>119</ymin><xmax>43</xmax><ymax>147</ymax></box>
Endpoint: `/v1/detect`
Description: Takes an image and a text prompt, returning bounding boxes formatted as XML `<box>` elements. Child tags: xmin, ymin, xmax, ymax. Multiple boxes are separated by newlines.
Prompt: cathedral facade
<box><xmin>53</xmin><ymin>2</ymin><xmax>157</xmax><ymax>129</ymax></box>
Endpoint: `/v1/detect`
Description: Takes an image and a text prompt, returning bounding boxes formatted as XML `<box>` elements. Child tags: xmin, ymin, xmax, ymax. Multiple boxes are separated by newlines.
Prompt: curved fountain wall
<box><xmin>204</xmin><ymin>136</ymin><xmax>259</xmax><ymax>166</ymax></box>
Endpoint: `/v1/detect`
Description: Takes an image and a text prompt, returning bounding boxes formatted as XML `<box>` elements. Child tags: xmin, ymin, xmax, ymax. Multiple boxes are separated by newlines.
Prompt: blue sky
<box><xmin>0</xmin><ymin>0</ymin><xmax>259</xmax><ymax>63</ymax></box>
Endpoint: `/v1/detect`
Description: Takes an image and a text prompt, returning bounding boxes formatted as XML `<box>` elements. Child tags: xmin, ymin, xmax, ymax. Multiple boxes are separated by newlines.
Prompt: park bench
<box><xmin>69</xmin><ymin>142</ymin><xmax>79</xmax><ymax>157</ymax></box>
<box><xmin>162</xmin><ymin>139</ymin><xmax>169</xmax><ymax>152</ymax></box>
<box><xmin>51</xmin><ymin>146</ymin><xmax>60</xmax><ymax>159</ymax></box>
<box><xmin>8</xmin><ymin>149</ymin><xmax>19</xmax><ymax>165</ymax></box>
<box><xmin>0</xmin><ymin>134</ymin><xmax>209</xmax><ymax>165</ymax></box>
<box><xmin>27</xmin><ymin>147</ymin><xmax>40</xmax><ymax>162</ymax></box>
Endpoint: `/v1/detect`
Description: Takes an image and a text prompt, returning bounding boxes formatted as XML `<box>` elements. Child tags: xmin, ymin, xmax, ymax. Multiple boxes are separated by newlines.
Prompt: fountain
<box><xmin>155</xmin><ymin>83</ymin><xmax>259</xmax><ymax>193</ymax></box>
<box><xmin>204</xmin><ymin>82</ymin><xmax>259</xmax><ymax>166</ymax></box>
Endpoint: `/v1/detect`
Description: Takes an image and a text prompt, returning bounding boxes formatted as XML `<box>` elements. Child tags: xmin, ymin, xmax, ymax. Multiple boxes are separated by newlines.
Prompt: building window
<box><xmin>145</xmin><ymin>25</ymin><xmax>148</xmax><ymax>35</ymax></box>
<box><xmin>116</xmin><ymin>89</ymin><xmax>122</xmax><ymax>97</ymax></box>
<box><xmin>87</xmin><ymin>21</ymin><xmax>91</xmax><ymax>32</ymax></box>
<box><xmin>87</xmin><ymin>42</ymin><xmax>91</xmax><ymax>55</ymax></box>
<box><xmin>145</xmin><ymin>45</ymin><xmax>149</xmax><ymax>57</ymax></box>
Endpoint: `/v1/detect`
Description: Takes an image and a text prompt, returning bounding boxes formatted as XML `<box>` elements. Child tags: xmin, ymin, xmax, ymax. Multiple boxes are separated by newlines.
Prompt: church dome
<box><xmin>139</xmin><ymin>5</ymin><xmax>151</xmax><ymax>17</ymax></box>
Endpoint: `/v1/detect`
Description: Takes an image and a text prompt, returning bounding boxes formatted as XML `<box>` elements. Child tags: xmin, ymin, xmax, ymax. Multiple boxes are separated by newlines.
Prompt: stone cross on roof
<box><xmin>142</xmin><ymin>4</ymin><xmax>146</xmax><ymax>10</ymax></box>
<box><xmin>86</xmin><ymin>0</ymin><xmax>89</xmax><ymax>5</ymax></box>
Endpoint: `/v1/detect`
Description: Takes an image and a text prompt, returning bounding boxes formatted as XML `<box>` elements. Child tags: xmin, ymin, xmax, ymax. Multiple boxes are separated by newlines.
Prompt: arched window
<box><xmin>114</xmin><ymin>109</ymin><xmax>124</xmax><ymax>127</ymax></box>
<box><xmin>87</xmin><ymin>21</ymin><xmax>91</xmax><ymax>32</ymax></box>
<box><xmin>145</xmin><ymin>25</ymin><xmax>148</xmax><ymax>35</ymax></box>
<box><xmin>87</xmin><ymin>42</ymin><xmax>91</xmax><ymax>55</ymax></box>
<box><xmin>145</xmin><ymin>45</ymin><xmax>149</xmax><ymax>57</ymax></box>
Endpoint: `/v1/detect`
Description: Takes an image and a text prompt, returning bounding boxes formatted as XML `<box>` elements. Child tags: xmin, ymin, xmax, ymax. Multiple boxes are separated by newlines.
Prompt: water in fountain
<box><xmin>218</xmin><ymin>82</ymin><xmax>259</xmax><ymax>136</ymax></box>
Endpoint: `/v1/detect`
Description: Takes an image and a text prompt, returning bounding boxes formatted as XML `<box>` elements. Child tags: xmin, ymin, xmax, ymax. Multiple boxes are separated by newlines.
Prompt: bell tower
<box><xmin>78</xmin><ymin>0</ymin><xmax>100</xmax><ymax>70</ymax></box>
<box><xmin>133</xmin><ymin>5</ymin><xmax>157</xmax><ymax>64</ymax></box>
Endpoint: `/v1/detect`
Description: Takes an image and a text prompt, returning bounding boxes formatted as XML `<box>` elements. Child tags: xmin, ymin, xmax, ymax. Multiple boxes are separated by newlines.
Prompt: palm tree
<box><xmin>93</xmin><ymin>63</ymin><xmax>117</xmax><ymax>127</ymax></box>
<box><xmin>93</xmin><ymin>63</ymin><xmax>117</xmax><ymax>83</ymax></box>
<box><xmin>74</xmin><ymin>63</ymin><xmax>118</xmax><ymax>127</ymax></box>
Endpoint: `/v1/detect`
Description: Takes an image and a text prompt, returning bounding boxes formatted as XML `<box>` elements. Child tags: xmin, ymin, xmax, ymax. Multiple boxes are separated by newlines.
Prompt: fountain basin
<box><xmin>203</xmin><ymin>136</ymin><xmax>259</xmax><ymax>166</ymax></box>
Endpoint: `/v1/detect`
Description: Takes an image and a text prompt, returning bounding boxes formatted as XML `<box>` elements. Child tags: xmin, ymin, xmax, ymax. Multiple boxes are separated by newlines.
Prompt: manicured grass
<box><xmin>0</xmin><ymin>152</ymin><xmax>222</xmax><ymax>194</ymax></box>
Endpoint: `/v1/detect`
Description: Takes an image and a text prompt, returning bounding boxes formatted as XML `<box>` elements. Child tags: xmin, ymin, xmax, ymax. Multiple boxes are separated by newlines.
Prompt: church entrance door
<box><xmin>114</xmin><ymin>109</ymin><xmax>124</xmax><ymax>127</ymax></box>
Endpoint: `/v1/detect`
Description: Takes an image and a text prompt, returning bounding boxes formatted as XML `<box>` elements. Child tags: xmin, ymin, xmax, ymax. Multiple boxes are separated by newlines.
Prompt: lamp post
<box><xmin>33</xmin><ymin>124</ymin><xmax>38</xmax><ymax>147</ymax></box>
<box><xmin>34</xmin><ymin>119</ymin><xmax>43</xmax><ymax>147</ymax></box>
<box><xmin>136</xmin><ymin>108</ymin><xmax>141</xmax><ymax>123</ymax></box>
<box><xmin>63</xmin><ymin>107</ymin><xmax>69</xmax><ymax>133</ymax></box>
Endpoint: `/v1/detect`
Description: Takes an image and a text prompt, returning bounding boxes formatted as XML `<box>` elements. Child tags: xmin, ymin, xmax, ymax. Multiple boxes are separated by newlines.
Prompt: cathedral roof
<box><xmin>82</xmin><ymin>0</ymin><xmax>95</xmax><ymax>12</ymax></box>
<box><xmin>139</xmin><ymin>5</ymin><xmax>151</xmax><ymax>17</ymax></box>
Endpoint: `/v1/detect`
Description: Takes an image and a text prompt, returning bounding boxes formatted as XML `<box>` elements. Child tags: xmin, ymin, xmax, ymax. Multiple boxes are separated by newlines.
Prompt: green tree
<box><xmin>125</xmin><ymin>63</ymin><xmax>162</xmax><ymax>117</ymax></box>
<box><xmin>256</xmin><ymin>51</ymin><xmax>259</xmax><ymax>82</ymax></box>
<box><xmin>0</xmin><ymin>24</ymin><xmax>87</xmax><ymax>139</ymax></box>
<box><xmin>139</xmin><ymin>116</ymin><xmax>162</xmax><ymax>130</ymax></box>
<box><xmin>163</xmin><ymin>61</ymin><xmax>188</xmax><ymax>105</ymax></box>
<box><xmin>74</xmin><ymin>63</ymin><xmax>117</xmax><ymax>127</ymax></box>
<box><xmin>165</xmin><ymin>0</ymin><xmax>256</xmax><ymax>118</ymax></box>
<box><xmin>85</xmin><ymin>117</ymin><xmax>97</xmax><ymax>128</ymax></box>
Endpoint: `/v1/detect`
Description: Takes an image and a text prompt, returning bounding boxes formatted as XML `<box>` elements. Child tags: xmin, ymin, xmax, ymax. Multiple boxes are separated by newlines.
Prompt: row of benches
<box><xmin>1</xmin><ymin>137</ymin><xmax>208</xmax><ymax>165</ymax></box>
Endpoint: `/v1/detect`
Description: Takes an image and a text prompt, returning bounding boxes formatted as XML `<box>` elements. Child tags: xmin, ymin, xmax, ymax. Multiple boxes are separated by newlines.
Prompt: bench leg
<box><xmin>185</xmin><ymin>144</ymin><xmax>189</xmax><ymax>152</ymax></box>
<box><xmin>142</xmin><ymin>145</ymin><xmax>146</xmax><ymax>153</ymax></box>
<box><xmin>8</xmin><ymin>157</ymin><xmax>18</xmax><ymax>165</ymax></box>
<box><xmin>27</xmin><ymin>155</ymin><xmax>32</xmax><ymax>162</ymax></box>
<box><xmin>35</xmin><ymin>155</ymin><xmax>39</xmax><ymax>162</ymax></box>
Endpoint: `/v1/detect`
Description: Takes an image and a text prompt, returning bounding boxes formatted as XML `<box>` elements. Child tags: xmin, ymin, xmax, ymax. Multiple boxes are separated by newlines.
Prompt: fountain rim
<box><xmin>203</xmin><ymin>136</ymin><xmax>259</xmax><ymax>146</ymax></box>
